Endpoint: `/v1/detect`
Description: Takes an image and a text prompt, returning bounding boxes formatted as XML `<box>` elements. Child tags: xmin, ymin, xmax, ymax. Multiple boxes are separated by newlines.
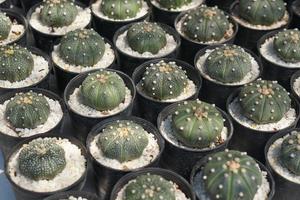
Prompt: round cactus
<box><xmin>39</xmin><ymin>0</ymin><xmax>78</xmax><ymax>28</ymax></box>
<box><xmin>18</xmin><ymin>138</ymin><xmax>66</xmax><ymax>181</ymax></box>
<box><xmin>204</xmin><ymin>45</ymin><xmax>252</xmax><ymax>83</ymax></box>
<box><xmin>59</xmin><ymin>29</ymin><xmax>106</xmax><ymax>67</ymax></box>
<box><xmin>239</xmin><ymin>0</ymin><xmax>286</xmax><ymax>26</ymax></box>
<box><xmin>80</xmin><ymin>70</ymin><xmax>126</xmax><ymax>111</ymax></box>
<box><xmin>5</xmin><ymin>91</ymin><xmax>50</xmax><ymax>129</ymax></box>
<box><xmin>97</xmin><ymin>120</ymin><xmax>149</xmax><ymax>163</ymax></box>
<box><xmin>273</xmin><ymin>29</ymin><xmax>300</xmax><ymax>63</ymax></box>
<box><xmin>0</xmin><ymin>45</ymin><xmax>34</xmax><ymax>83</ymax></box>
<box><xmin>0</xmin><ymin>12</ymin><xmax>12</xmax><ymax>41</ymax></box>
<box><xmin>182</xmin><ymin>5</ymin><xmax>230</xmax><ymax>42</ymax></box>
<box><xmin>202</xmin><ymin>150</ymin><xmax>263</xmax><ymax>200</ymax></box>
<box><xmin>157</xmin><ymin>0</ymin><xmax>192</xmax><ymax>9</ymax></box>
<box><xmin>126</xmin><ymin>22</ymin><xmax>167</xmax><ymax>54</ymax></box>
<box><xmin>171</xmin><ymin>100</ymin><xmax>224</xmax><ymax>148</ymax></box>
<box><xmin>124</xmin><ymin>174</ymin><xmax>175</xmax><ymax>200</ymax></box>
<box><xmin>238</xmin><ymin>79</ymin><xmax>291</xmax><ymax>124</ymax></box>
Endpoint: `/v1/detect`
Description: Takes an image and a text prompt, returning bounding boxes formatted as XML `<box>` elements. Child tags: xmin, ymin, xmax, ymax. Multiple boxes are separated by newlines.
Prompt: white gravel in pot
<box><xmin>293</xmin><ymin>77</ymin><xmax>300</xmax><ymax>97</ymax></box>
<box><xmin>150</xmin><ymin>0</ymin><xmax>204</xmax><ymax>12</ymax></box>
<box><xmin>228</xmin><ymin>98</ymin><xmax>297</xmax><ymax>132</ymax></box>
<box><xmin>62</xmin><ymin>196</ymin><xmax>88</xmax><ymax>200</ymax></box>
<box><xmin>0</xmin><ymin>22</ymin><xmax>25</xmax><ymax>45</ymax></box>
<box><xmin>7</xmin><ymin>137</ymin><xmax>87</xmax><ymax>193</ymax></box>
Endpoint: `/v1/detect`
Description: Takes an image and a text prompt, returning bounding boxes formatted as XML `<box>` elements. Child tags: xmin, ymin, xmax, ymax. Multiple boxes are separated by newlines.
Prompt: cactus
<box><xmin>5</xmin><ymin>91</ymin><xmax>50</xmax><ymax>129</ymax></box>
<box><xmin>0</xmin><ymin>45</ymin><xmax>34</xmax><ymax>83</ymax></box>
<box><xmin>59</xmin><ymin>29</ymin><xmax>106</xmax><ymax>67</ymax></box>
<box><xmin>124</xmin><ymin>174</ymin><xmax>175</xmax><ymax>200</ymax></box>
<box><xmin>97</xmin><ymin>120</ymin><xmax>149</xmax><ymax>163</ymax></box>
<box><xmin>157</xmin><ymin>0</ymin><xmax>192</xmax><ymax>9</ymax></box>
<box><xmin>80</xmin><ymin>70</ymin><xmax>126</xmax><ymax>111</ymax></box>
<box><xmin>182</xmin><ymin>5</ymin><xmax>230</xmax><ymax>43</ymax></box>
<box><xmin>202</xmin><ymin>150</ymin><xmax>263</xmax><ymax>200</ymax></box>
<box><xmin>127</xmin><ymin>22</ymin><xmax>167</xmax><ymax>54</ymax></box>
<box><xmin>238</xmin><ymin>79</ymin><xmax>291</xmax><ymax>124</ymax></box>
<box><xmin>100</xmin><ymin>0</ymin><xmax>142</xmax><ymax>20</ymax></box>
<box><xmin>0</xmin><ymin>12</ymin><xmax>12</xmax><ymax>41</ymax></box>
<box><xmin>280</xmin><ymin>131</ymin><xmax>300</xmax><ymax>175</ymax></box>
<box><xmin>18</xmin><ymin>138</ymin><xmax>66</xmax><ymax>181</ymax></box>
<box><xmin>171</xmin><ymin>100</ymin><xmax>224</xmax><ymax>148</ymax></box>
<box><xmin>273</xmin><ymin>29</ymin><xmax>300</xmax><ymax>63</ymax></box>
<box><xmin>204</xmin><ymin>45</ymin><xmax>252</xmax><ymax>83</ymax></box>
<box><xmin>239</xmin><ymin>0</ymin><xmax>286</xmax><ymax>26</ymax></box>
<box><xmin>39</xmin><ymin>0</ymin><xmax>78</xmax><ymax>28</ymax></box>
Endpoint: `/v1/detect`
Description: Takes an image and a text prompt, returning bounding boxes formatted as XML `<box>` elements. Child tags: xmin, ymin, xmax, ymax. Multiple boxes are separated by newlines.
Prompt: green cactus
<box><xmin>171</xmin><ymin>100</ymin><xmax>224</xmax><ymax>148</ymax></box>
<box><xmin>5</xmin><ymin>91</ymin><xmax>50</xmax><ymax>129</ymax></box>
<box><xmin>239</xmin><ymin>0</ymin><xmax>286</xmax><ymax>26</ymax></box>
<box><xmin>100</xmin><ymin>0</ymin><xmax>142</xmax><ymax>20</ymax></box>
<box><xmin>124</xmin><ymin>174</ymin><xmax>175</xmax><ymax>200</ymax></box>
<box><xmin>238</xmin><ymin>79</ymin><xmax>291</xmax><ymax>124</ymax></box>
<box><xmin>80</xmin><ymin>70</ymin><xmax>126</xmax><ymax>111</ymax></box>
<box><xmin>39</xmin><ymin>0</ymin><xmax>78</xmax><ymax>28</ymax></box>
<box><xmin>202</xmin><ymin>150</ymin><xmax>263</xmax><ymax>200</ymax></box>
<box><xmin>127</xmin><ymin>22</ymin><xmax>167</xmax><ymax>54</ymax></box>
<box><xmin>182</xmin><ymin>5</ymin><xmax>230</xmax><ymax>42</ymax></box>
<box><xmin>204</xmin><ymin>45</ymin><xmax>252</xmax><ymax>83</ymax></box>
<box><xmin>97</xmin><ymin>120</ymin><xmax>149</xmax><ymax>163</ymax></box>
<box><xmin>18</xmin><ymin>138</ymin><xmax>66</xmax><ymax>181</ymax></box>
<box><xmin>0</xmin><ymin>12</ymin><xmax>12</xmax><ymax>41</ymax></box>
<box><xmin>157</xmin><ymin>0</ymin><xmax>192</xmax><ymax>9</ymax></box>
<box><xmin>273</xmin><ymin>29</ymin><xmax>300</xmax><ymax>63</ymax></box>
<box><xmin>59</xmin><ymin>29</ymin><xmax>106</xmax><ymax>67</ymax></box>
<box><xmin>0</xmin><ymin>45</ymin><xmax>34</xmax><ymax>82</ymax></box>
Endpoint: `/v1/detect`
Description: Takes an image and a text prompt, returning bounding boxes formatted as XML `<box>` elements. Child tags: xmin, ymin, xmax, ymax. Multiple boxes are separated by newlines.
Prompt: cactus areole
<box><xmin>0</xmin><ymin>12</ymin><xmax>12</xmax><ymax>41</ymax></box>
<box><xmin>157</xmin><ymin>0</ymin><xmax>192</xmax><ymax>10</ymax></box>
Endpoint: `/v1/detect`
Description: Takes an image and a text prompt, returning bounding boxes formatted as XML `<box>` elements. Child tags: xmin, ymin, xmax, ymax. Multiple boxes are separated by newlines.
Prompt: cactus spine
<box><xmin>0</xmin><ymin>12</ymin><xmax>12</xmax><ymax>41</ymax></box>
<box><xmin>157</xmin><ymin>0</ymin><xmax>192</xmax><ymax>9</ymax></box>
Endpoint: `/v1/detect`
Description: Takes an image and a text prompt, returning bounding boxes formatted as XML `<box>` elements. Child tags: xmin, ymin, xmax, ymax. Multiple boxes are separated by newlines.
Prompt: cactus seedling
<box><xmin>127</xmin><ymin>22</ymin><xmax>167</xmax><ymax>54</ymax></box>
<box><xmin>157</xmin><ymin>0</ymin><xmax>192</xmax><ymax>10</ymax></box>
<box><xmin>238</xmin><ymin>79</ymin><xmax>291</xmax><ymax>124</ymax></box>
<box><xmin>0</xmin><ymin>12</ymin><xmax>12</xmax><ymax>41</ymax></box>
<box><xmin>124</xmin><ymin>174</ymin><xmax>176</xmax><ymax>200</ymax></box>
<box><xmin>171</xmin><ymin>100</ymin><xmax>224</xmax><ymax>148</ymax></box>
<box><xmin>18</xmin><ymin>138</ymin><xmax>66</xmax><ymax>181</ymax></box>
<box><xmin>97</xmin><ymin>120</ymin><xmax>149</xmax><ymax>163</ymax></box>
<box><xmin>59</xmin><ymin>29</ymin><xmax>106</xmax><ymax>67</ymax></box>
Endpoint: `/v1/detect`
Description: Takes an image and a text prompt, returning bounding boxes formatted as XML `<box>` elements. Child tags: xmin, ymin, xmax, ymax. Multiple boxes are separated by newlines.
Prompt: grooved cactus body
<box><xmin>18</xmin><ymin>138</ymin><xmax>66</xmax><ymax>181</ymax></box>
<box><xmin>124</xmin><ymin>174</ymin><xmax>175</xmax><ymax>200</ymax></box>
<box><xmin>274</xmin><ymin>29</ymin><xmax>300</xmax><ymax>63</ymax></box>
<box><xmin>171</xmin><ymin>100</ymin><xmax>224</xmax><ymax>148</ymax></box>
<box><xmin>39</xmin><ymin>0</ymin><xmax>78</xmax><ymax>27</ymax></box>
<box><xmin>97</xmin><ymin>120</ymin><xmax>149</xmax><ymax>163</ymax></box>
<box><xmin>205</xmin><ymin>45</ymin><xmax>252</xmax><ymax>83</ymax></box>
<box><xmin>238</xmin><ymin>79</ymin><xmax>291</xmax><ymax>124</ymax></box>
<box><xmin>239</xmin><ymin>0</ymin><xmax>286</xmax><ymax>25</ymax></box>
<box><xmin>202</xmin><ymin>150</ymin><xmax>263</xmax><ymax>200</ymax></box>
<box><xmin>0</xmin><ymin>12</ymin><xmax>12</xmax><ymax>40</ymax></box>
<box><xmin>157</xmin><ymin>0</ymin><xmax>192</xmax><ymax>9</ymax></box>
<box><xmin>59</xmin><ymin>29</ymin><xmax>106</xmax><ymax>67</ymax></box>
<box><xmin>127</xmin><ymin>22</ymin><xmax>167</xmax><ymax>54</ymax></box>
<box><xmin>80</xmin><ymin>70</ymin><xmax>126</xmax><ymax>111</ymax></box>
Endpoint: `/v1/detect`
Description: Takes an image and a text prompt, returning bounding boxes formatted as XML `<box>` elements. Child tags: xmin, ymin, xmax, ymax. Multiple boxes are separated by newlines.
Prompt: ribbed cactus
<box><xmin>127</xmin><ymin>22</ymin><xmax>167</xmax><ymax>54</ymax></box>
<box><xmin>97</xmin><ymin>120</ymin><xmax>149</xmax><ymax>163</ymax></box>
<box><xmin>239</xmin><ymin>0</ymin><xmax>286</xmax><ymax>25</ymax></box>
<box><xmin>157</xmin><ymin>0</ymin><xmax>192</xmax><ymax>9</ymax></box>
<box><xmin>124</xmin><ymin>174</ymin><xmax>175</xmax><ymax>200</ymax></box>
<box><xmin>5</xmin><ymin>91</ymin><xmax>50</xmax><ymax>129</ymax></box>
<box><xmin>280</xmin><ymin>131</ymin><xmax>300</xmax><ymax>175</ymax></box>
<box><xmin>205</xmin><ymin>45</ymin><xmax>252</xmax><ymax>83</ymax></box>
<box><xmin>238</xmin><ymin>79</ymin><xmax>291</xmax><ymax>124</ymax></box>
<box><xmin>59</xmin><ymin>29</ymin><xmax>105</xmax><ymax>67</ymax></box>
<box><xmin>171</xmin><ymin>100</ymin><xmax>224</xmax><ymax>148</ymax></box>
<box><xmin>39</xmin><ymin>0</ymin><xmax>78</xmax><ymax>27</ymax></box>
<box><xmin>182</xmin><ymin>5</ymin><xmax>230</xmax><ymax>42</ymax></box>
<box><xmin>0</xmin><ymin>12</ymin><xmax>12</xmax><ymax>41</ymax></box>
<box><xmin>0</xmin><ymin>45</ymin><xmax>34</xmax><ymax>82</ymax></box>
<box><xmin>80</xmin><ymin>70</ymin><xmax>126</xmax><ymax>111</ymax></box>
<box><xmin>202</xmin><ymin>150</ymin><xmax>263</xmax><ymax>200</ymax></box>
<box><xmin>274</xmin><ymin>29</ymin><xmax>300</xmax><ymax>63</ymax></box>
<box><xmin>18</xmin><ymin>138</ymin><xmax>66</xmax><ymax>181</ymax></box>
<box><xmin>100</xmin><ymin>0</ymin><xmax>142</xmax><ymax>20</ymax></box>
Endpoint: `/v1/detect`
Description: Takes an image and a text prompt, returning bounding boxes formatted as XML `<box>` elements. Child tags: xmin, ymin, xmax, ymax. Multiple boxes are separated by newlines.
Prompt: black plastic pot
<box><xmin>157</xmin><ymin>102</ymin><xmax>234</xmax><ymax>180</ymax></box>
<box><xmin>0</xmin><ymin>0</ymin><xmax>11</xmax><ymax>8</ymax></box>
<box><xmin>190</xmin><ymin>153</ymin><xmax>275</xmax><ymax>200</ymax></box>
<box><xmin>110</xmin><ymin>168</ymin><xmax>196</xmax><ymax>200</ymax></box>
<box><xmin>44</xmin><ymin>191</ymin><xmax>99</xmax><ymax>200</ymax></box>
<box><xmin>291</xmin><ymin>1</ymin><xmax>300</xmax><ymax>29</ymax></box>
<box><xmin>226</xmin><ymin>88</ymin><xmax>300</xmax><ymax>162</ymax></box>
<box><xmin>132</xmin><ymin>58</ymin><xmax>202</xmax><ymax>124</ymax></box>
<box><xmin>113</xmin><ymin>22</ymin><xmax>181</xmax><ymax>76</ymax></box>
<box><xmin>64</xmin><ymin>69</ymin><xmax>136</xmax><ymax>144</ymax></box>
<box><xmin>20</xmin><ymin>0</ymin><xmax>40</xmax><ymax>13</ymax></box>
<box><xmin>195</xmin><ymin>44</ymin><xmax>263</xmax><ymax>110</ymax></box>
<box><xmin>5</xmin><ymin>135</ymin><xmax>89</xmax><ymax>200</ymax></box>
<box><xmin>206</xmin><ymin>0</ymin><xmax>234</xmax><ymax>12</ymax></box>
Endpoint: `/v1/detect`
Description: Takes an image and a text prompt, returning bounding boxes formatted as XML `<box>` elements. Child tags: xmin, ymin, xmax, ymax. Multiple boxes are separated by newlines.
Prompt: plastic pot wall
<box><xmin>291</xmin><ymin>0</ymin><xmax>300</xmax><ymax>29</ymax></box>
